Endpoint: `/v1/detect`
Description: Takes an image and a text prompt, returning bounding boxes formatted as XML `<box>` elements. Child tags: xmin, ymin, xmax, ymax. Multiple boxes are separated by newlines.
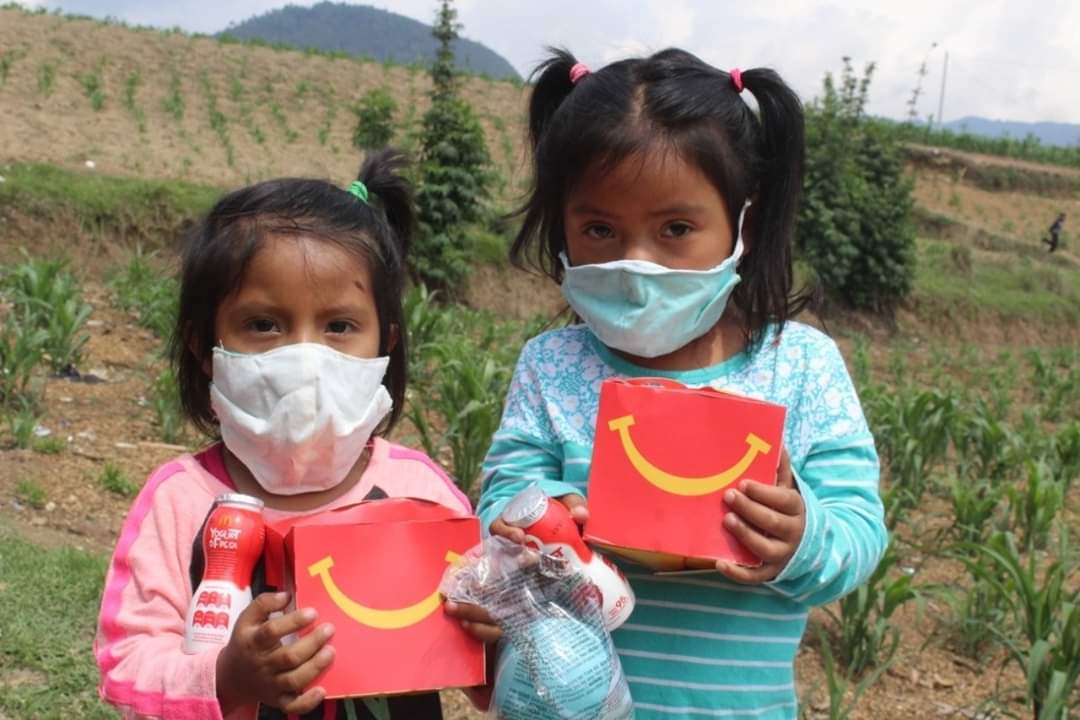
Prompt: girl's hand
<box><xmin>716</xmin><ymin>449</ymin><xmax>805</xmax><ymax>583</ymax></box>
<box><xmin>450</xmin><ymin>493</ymin><xmax>590</xmax><ymax>651</ymax></box>
<box><xmin>216</xmin><ymin>592</ymin><xmax>336</xmax><ymax>715</ymax></box>
<box><xmin>443</xmin><ymin>600</ymin><xmax>502</xmax><ymax>644</ymax></box>
<box><xmin>443</xmin><ymin>598</ymin><xmax>500</xmax><ymax>711</ymax></box>
<box><xmin>488</xmin><ymin>493</ymin><xmax>589</xmax><ymax>543</ymax></box>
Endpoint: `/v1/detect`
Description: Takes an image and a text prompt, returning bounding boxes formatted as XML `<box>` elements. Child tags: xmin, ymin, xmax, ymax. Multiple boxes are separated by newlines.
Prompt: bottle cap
<box><xmin>214</xmin><ymin>493</ymin><xmax>265</xmax><ymax>511</ymax></box>
<box><xmin>501</xmin><ymin>485</ymin><xmax>549</xmax><ymax>529</ymax></box>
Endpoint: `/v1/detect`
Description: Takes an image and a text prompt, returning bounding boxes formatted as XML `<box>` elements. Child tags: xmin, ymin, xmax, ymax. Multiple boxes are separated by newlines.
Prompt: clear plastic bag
<box><xmin>441</xmin><ymin>536</ymin><xmax>634</xmax><ymax>720</ymax></box>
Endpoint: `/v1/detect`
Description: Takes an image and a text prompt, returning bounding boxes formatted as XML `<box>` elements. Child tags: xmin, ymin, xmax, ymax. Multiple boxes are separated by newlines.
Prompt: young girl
<box><xmin>94</xmin><ymin>150</ymin><xmax>471</xmax><ymax>720</ymax></box>
<box><xmin>447</xmin><ymin>49</ymin><xmax>888</xmax><ymax>718</ymax></box>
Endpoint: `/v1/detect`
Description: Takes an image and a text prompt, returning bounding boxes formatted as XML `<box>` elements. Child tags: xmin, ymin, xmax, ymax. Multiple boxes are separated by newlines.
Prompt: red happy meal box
<box><xmin>263</xmin><ymin>498</ymin><xmax>484</xmax><ymax>699</ymax></box>
<box><xmin>584</xmin><ymin>378</ymin><xmax>787</xmax><ymax>570</ymax></box>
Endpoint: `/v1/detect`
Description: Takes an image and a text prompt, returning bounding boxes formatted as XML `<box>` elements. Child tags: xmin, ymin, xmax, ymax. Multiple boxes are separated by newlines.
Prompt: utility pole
<box><xmin>937</xmin><ymin>51</ymin><xmax>949</xmax><ymax>126</ymax></box>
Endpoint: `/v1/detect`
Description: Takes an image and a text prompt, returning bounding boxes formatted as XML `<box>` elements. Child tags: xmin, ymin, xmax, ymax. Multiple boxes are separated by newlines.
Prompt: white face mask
<box><xmin>210</xmin><ymin>343</ymin><xmax>393</xmax><ymax>495</ymax></box>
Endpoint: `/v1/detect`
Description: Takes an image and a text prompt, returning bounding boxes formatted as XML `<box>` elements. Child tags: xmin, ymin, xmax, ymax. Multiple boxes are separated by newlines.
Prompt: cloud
<box><xmin>35</xmin><ymin>0</ymin><xmax>1080</xmax><ymax>123</ymax></box>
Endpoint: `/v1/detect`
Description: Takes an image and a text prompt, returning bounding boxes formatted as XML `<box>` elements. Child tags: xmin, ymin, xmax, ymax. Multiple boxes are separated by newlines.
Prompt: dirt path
<box><xmin>907</xmin><ymin>143</ymin><xmax>1080</xmax><ymax>179</ymax></box>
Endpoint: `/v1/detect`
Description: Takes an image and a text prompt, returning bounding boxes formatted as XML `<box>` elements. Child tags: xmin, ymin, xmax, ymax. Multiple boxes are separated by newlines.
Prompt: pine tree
<box><xmin>413</xmin><ymin>0</ymin><xmax>491</xmax><ymax>292</ymax></box>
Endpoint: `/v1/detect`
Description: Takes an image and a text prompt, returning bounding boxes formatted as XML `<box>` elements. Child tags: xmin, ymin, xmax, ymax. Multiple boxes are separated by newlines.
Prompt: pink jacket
<box><xmin>94</xmin><ymin>438</ymin><xmax>471</xmax><ymax>720</ymax></box>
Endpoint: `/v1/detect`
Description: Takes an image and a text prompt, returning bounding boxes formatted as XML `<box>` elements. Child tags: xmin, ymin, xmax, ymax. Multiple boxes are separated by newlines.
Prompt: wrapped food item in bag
<box><xmin>441</xmin><ymin>536</ymin><xmax>634</xmax><ymax>720</ymax></box>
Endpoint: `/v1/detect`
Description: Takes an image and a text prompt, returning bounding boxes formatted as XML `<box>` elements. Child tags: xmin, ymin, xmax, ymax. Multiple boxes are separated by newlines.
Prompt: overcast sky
<box><xmin>18</xmin><ymin>0</ymin><xmax>1080</xmax><ymax>124</ymax></box>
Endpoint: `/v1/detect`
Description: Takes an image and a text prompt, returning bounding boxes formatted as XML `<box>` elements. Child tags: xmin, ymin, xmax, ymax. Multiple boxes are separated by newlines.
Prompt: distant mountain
<box><xmin>221</xmin><ymin>2</ymin><xmax>519</xmax><ymax>81</ymax></box>
<box><xmin>943</xmin><ymin>116</ymin><xmax>1080</xmax><ymax>147</ymax></box>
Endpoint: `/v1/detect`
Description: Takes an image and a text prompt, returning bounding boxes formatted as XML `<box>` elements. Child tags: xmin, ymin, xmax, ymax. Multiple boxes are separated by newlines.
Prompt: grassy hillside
<box><xmin>0</xmin><ymin>7</ymin><xmax>528</xmax><ymax>193</ymax></box>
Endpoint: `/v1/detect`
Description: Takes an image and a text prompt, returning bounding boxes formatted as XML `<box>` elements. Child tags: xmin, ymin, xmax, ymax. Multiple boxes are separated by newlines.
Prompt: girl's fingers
<box><xmin>735</xmin><ymin>482</ymin><xmax>804</xmax><ymax>517</ymax></box>
<box><xmin>253</xmin><ymin>608</ymin><xmax>320</xmax><ymax>651</ymax></box>
<box><xmin>683</xmin><ymin>557</ymin><xmax>717</xmax><ymax>571</ymax></box>
<box><xmin>242</xmin><ymin>592</ymin><xmax>291</xmax><ymax>629</ymax></box>
<box><xmin>267</xmin><ymin>623</ymin><xmax>335</xmax><ymax>672</ymax></box>
<box><xmin>444</xmin><ymin>600</ymin><xmax>496</xmax><ymax>625</ymax></box>
<box><xmin>723</xmin><ymin>515</ymin><xmax>791</xmax><ymax>564</ymax></box>
<box><xmin>461</xmin><ymin>620</ymin><xmax>503</xmax><ymax>644</ymax></box>
<box><xmin>275</xmin><ymin>646</ymin><xmax>335</xmax><ymax>699</ymax></box>
<box><xmin>556</xmin><ymin>494</ymin><xmax>590</xmax><ymax>523</ymax></box>
<box><xmin>724</xmin><ymin>489</ymin><xmax>801</xmax><ymax>541</ymax></box>
<box><xmin>278</xmin><ymin>686</ymin><xmax>327</xmax><ymax>716</ymax></box>
<box><xmin>488</xmin><ymin>519</ymin><xmax>526</xmax><ymax>543</ymax></box>
<box><xmin>715</xmin><ymin>560</ymin><xmax>777</xmax><ymax>584</ymax></box>
<box><xmin>776</xmin><ymin>449</ymin><xmax>795</xmax><ymax>489</ymax></box>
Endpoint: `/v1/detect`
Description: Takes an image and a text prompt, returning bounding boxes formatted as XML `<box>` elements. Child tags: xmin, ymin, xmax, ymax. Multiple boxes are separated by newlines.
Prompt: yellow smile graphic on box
<box><xmin>307</xmin><ymin>551</ymin><xmax>461</xmax><ymax>630</ymax></box>
<box><xmin>608</xmin><ymin>415</ymin><xmax>772</xmax><ymax>497</ymax></box>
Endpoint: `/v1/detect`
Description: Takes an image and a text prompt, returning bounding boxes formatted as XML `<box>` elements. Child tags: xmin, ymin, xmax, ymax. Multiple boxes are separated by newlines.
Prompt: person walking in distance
<box><xmin>1043</xmin><ymin>212</ymin><xmax>1065</xmax><ymax>252</ymax></box>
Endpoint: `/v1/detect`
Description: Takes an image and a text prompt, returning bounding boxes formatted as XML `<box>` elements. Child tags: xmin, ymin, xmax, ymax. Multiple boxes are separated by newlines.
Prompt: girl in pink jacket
<box><xmin>94</xmin><ymin>150</ymin><xmax>471</xmax><ymax>720</ymax></box>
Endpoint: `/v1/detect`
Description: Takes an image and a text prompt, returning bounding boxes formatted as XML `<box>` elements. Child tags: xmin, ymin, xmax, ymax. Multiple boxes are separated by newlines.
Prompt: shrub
<box><xmin>352</xmin><ymin>86</ymin><xmax>397</xmax><ymax>151</ymax></box>
<box><xmin>798</xmin><ymin>58</ymin><xmax>916</xmax><ymax>312</ymax></box>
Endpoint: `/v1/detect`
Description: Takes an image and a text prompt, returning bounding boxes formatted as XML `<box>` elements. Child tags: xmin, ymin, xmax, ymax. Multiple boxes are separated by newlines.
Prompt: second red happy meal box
<box><xmin>263</xmin><ymin>498</ymin><xmax>484</xmax><ymax>698</ymax></box>
<box><xmin>584</xmin><ymin>378</ymin><xmax>787</xmax><ymax>569</ymax></box>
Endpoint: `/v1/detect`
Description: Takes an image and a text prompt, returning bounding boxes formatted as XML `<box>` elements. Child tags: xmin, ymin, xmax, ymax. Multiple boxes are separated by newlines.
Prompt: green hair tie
<box><xmin>347</xmin><ymin>180</ymin><xmax>369</xmax><ymax>205</ymax></box>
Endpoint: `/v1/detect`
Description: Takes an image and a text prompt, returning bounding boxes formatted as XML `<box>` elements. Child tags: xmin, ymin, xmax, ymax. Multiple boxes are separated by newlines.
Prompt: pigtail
<box><xmin>352</xmin><ymin>148</ymin><xmax>412</xmax><ymax>432</ymax></box>
<box><xmin>527</xmin><ymin>47</ymin><xmax>580</xmax><ymax>151</ymax></box>
<box><xmin>512</xmin><ymin>48</ymin><xmax>584</xmax><ymax>274</ymax></box>
<box><xmin>733</xmin><ymin>68</ymin><xmax>813</xmax><ymax>338</ymax></box>
<box><xmin>357</xmin><ymin>148</ymin><xmax>415</xmax><ymax>258</ymax></box>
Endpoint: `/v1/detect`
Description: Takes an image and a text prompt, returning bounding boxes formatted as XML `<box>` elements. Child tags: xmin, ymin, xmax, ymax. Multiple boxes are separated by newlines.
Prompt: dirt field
<box><xmin>2</xmin><ymin>269</ymin><xmax>1076</xmax><ymax>719</ymax></box>
<box><xmin>0</xmin><ymin>9</ymin><xmax>529</xmax><ymax>191</ymax></box>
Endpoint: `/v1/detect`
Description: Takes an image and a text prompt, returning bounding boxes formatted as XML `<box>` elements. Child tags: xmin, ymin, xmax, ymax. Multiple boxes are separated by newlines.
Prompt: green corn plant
<box><xmin>948</xmin><ymin>475</ymin><xmax>1004</xmax><ymax>544</ymax></box>
<box><xmin>958</xmin><ymin>531</ymin><xmax>1080</xmax><ymax>720</ymax></box>
<box><xmin>37</xmin><ymin>62</ymin><xmax>55</xmax><ymax>96</ymax></box>
<box><xmin>108</xmin><ymin>250</ymin><xmax>179</xmax><ymax>340</ymax></box>
<box><xmin>403</xmin><ymin>284</ymin><xmax>448</xmax><ymax>373</ymax></box>
<box><xmin>1051</xmin><ymin>422</ymin><xmax>1080</xmax><ymax>496</ymax></box>
<box><xmin>0</xmin><ymin>310</ymin><xmax>47</xmax><ymax>406</ymax></box>
<box><xmin>1028</xmin><ymin>349</ymin><xmax>1054</xmax><ymax>403</ymax></box>
<box><xmin>869</xmin><ymin>390</ymin><xmax>956</xmax><ymax>527</ymax></box>
<box><xmin>809</xmin><ymin>624</ymin><xmax>895</xmax><ymax>720</ymax></box>
<box><xmin>1006</xmin><ymin>460</ymin><xmax>1064</xmax><ymax>552</ymax></box>
<box><xmin>407</xmin><ymin>338</ymin><xmax>512</xmax><ymax>498</ymax></box>
<box><xmin>1010</xmin><ymin>410</ymin><xmax>1056</xmax><ymax>471</ymax></box>
<box><xmin>163</xmin><ymin>70</ymin><xmax>184</xmax><ymax>121</ymax></box>
<box><xmin>3</xmin><ymin>256</ymin><xmax>93</xmax><ymax>373</ymax></box>
<box><xmin>317</xmin><ymin>84</ymin><xmax>337</xmax><ymax>146</ymax></box>
<box><xmin>0</xmin><ymin>48</ymin><xmax>22</xmax><ymax>86</ymax></box>
<box><xmin>824</xmin><ymin>541</ymin><xmax>917</xmax><ymax>676</ymax></box>
<box><xmin>1026</xmin><ymin>349</ymin><xmax>1080</xmax><ymax>424</ymax></box>
<box><xmin>949</xmin><ymin>399</ymin><xmax>1016</xmax><ymax>484</ymax></box>
<box><xmin>886</xmin><ymin>341</ymin><xmax>911</xmax><ymax>387</ymax></box>
<box><xmin>849</xmin><ymin>333</ymin><xmax>871</xmax><ymax>390</ymax></box>
<box><xmin>938</xmin><ymin>567</ymin><xmax>1008</xmax><ymax>659</ymax></box>
<box><xmin>149</xmin><ymin>368</ymin><xmax>186</xmax><ymax>445</ymax></box>
<box><xmin>6</xmin><ymin>397</ymin><xmax>41</xmax><ymax>449</ymax></box>
<box><xmin>200</xmin><ymin>72</ymin><xmax>234</xmax><ymax>167</ymax></box>
<box><xmin>985</xmin><ymin>365</ymin><xmax>1016</xmax><ymax>419</ymax></box>
<box><xmin>123</xmin><ymin>70</ymin><xmax>146</xmax><ymax>133</ymax></box>
<box><xmin>1044</xmin><ymin>367</ymin><xmax>1080</xmax><ymax>425</ymax></box>
<box><xmin>79</xmin><ymin>69</ymin><xmax>105</xmax><ymax>111</ymax></box>
<box><xmin>40</xmin><ymin>292</ymin><xmax>93</xmax><ymax>373</ymax></box>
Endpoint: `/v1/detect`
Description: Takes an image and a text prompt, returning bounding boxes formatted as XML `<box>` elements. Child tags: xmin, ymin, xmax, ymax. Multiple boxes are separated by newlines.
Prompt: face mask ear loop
<box><xmin>732</xmin><ymin>198</ymin><xmax>752</xmax><ymax>264</ymax></box>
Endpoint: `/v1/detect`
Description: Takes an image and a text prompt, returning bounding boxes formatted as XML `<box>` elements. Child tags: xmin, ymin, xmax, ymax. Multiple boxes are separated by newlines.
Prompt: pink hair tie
<box><xmin>569</xmin><ymin>62</ymin><xmax>591</xmax><ymax>85</ymax></box>
<box><xmin>730</xmin><ymin>67</ymin><xmax>744</xmax><ymax>93</ymax></box>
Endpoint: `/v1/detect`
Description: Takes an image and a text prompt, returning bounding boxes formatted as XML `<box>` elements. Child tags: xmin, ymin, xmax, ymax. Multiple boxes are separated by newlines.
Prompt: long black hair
<box><xmin>170</xmin><ymin>149</ymin><xmax>415</xmax><ymax>437</ymax></box>
<box><xmin>513</xmin><ymin>48</ymin><xmax>812</xmax><ymax>347</ymax></box>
